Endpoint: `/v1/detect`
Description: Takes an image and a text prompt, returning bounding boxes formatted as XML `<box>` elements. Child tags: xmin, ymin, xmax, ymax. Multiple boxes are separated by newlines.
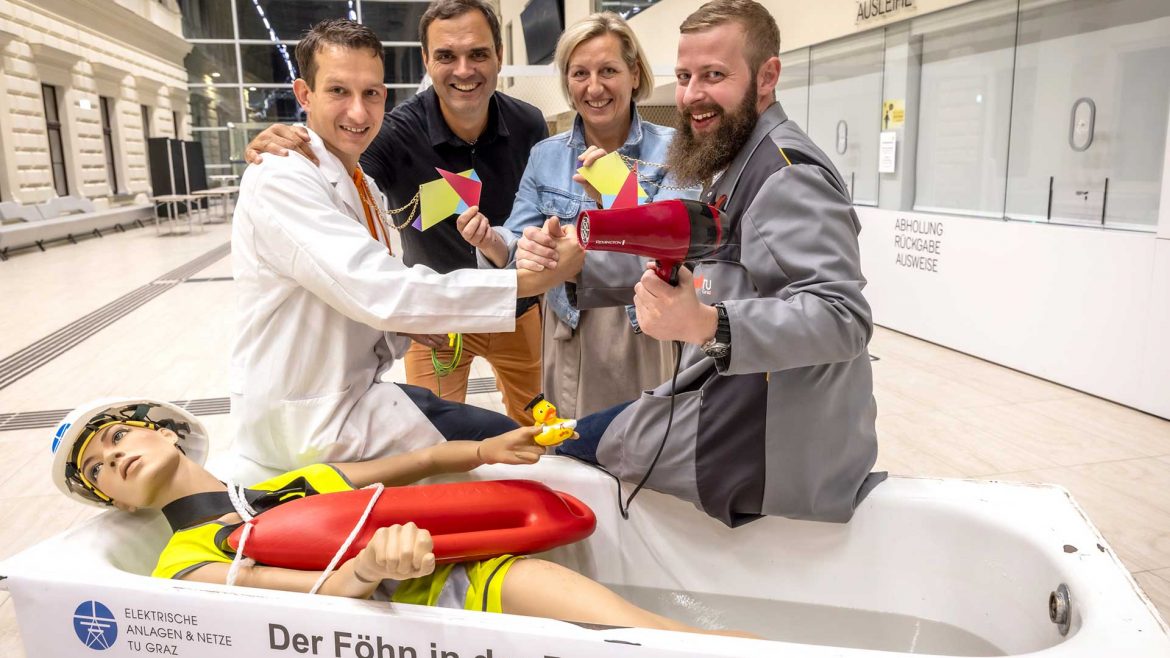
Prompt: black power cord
<box><xmin>566</xmin><ymin>339</ymin><xmax>684</xmax><ymax>520</ymax></box>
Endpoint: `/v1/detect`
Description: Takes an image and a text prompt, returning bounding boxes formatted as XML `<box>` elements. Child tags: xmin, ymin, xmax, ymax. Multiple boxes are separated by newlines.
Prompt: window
<box><xmin>806</xmin><ymin>31</ymin><xmax>885</xmax><ymax>206</ymax></box>
<box><xmin>236</xmin><ymin>0</ymin><xmax>351</xmax><ymax>41</ymax></box>
<box><xmin>173</xmin><ymin>111</ymin><xmax>181</xmax><ymax>137</ymax></box>
<box><xmin>359</xmin><ymin>2</ymin><xmax>430</xmax><ymax>42</ymax></box>
<box><xmin>100</xmin><ymin>97</ymin><xmax>119</xmax><ymax>193</ymax></box>
<box><xmin>177</xmin><ymin>0</ymin><xmax>234</xmax><ymax>39</ymax></box>
<box><xmin>41</xmin><ymin>84</ymin><xmax>69</xmax><ymax>196</ymax></box>
<box><xmin>185</xmin><ymin>0</ymin><xmax>427</xmax><ymax>178</ymax></box>
<box><xmin>240</xmin><ymin>44</ymin><xmax>299</xmax><ymax>85</ymax></box>
<box><xmin>1005</xmin><ymin>0</ymin><xmax>1170</xmax><ymax>228</ymax></box>
<box><xmin>186</xmin><ymin>43</ymin><xmax>239</xmax><ymax>84</ymax></box>
<box><xmin>776</xmin><ymin>48</ymin><xmax>810</xmax><ymax>131</ymax></box>
<box><xmin>911</xmin><ymin>0</ymin><xmax>1016</xmax><ymax>217</ymax></box>
<box><xmin>775</xmin><ymin>0</ymin><xmax>1169</xmax><ymax>232</ymax></box>
<box><xmin>141</xmin><ymin>104</ymin><xmax>151</xmax><ymax>139</ymax></box>
<box><xmin>245</xmin><ymin>87</ymin><xmax>303</xmax><ymax>123</ymax></box>
<box><xmin>190</xmin><ymin>87</ymin><xmax>242</xmax><ymax>128</ymax></box>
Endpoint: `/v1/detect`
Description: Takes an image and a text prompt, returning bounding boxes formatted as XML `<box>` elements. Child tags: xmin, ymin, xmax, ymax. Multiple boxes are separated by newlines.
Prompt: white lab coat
<box><xmin>230</xmin><ymin>130</ymin><xmax>517</xmax><ymax>470</ymax></box>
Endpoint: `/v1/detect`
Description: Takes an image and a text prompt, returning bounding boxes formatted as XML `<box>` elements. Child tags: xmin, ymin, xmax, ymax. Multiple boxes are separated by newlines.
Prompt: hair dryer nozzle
<box><xmin>576</xmin><ymin>199</ymin><xmax>723</xmax><ymax>283</ymax></box>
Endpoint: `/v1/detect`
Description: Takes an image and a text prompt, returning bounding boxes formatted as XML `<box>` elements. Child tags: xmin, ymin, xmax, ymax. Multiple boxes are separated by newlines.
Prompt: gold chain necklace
<box><xmin>380</xmin><ymin>192</ymin><xmax>420</xmax><ymax>232</ymax></box>
<box><xmin>616</xmin><ymin>153</ymin><xmax>700</xmax><ymax>192</ymax></box>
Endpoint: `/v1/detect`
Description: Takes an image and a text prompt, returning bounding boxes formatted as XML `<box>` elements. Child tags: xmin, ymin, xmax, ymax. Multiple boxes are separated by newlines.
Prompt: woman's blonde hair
<box><xmin>553</xmin><ymin>12</ymin><xmax>654</xmax><ymax>108</ymax></box>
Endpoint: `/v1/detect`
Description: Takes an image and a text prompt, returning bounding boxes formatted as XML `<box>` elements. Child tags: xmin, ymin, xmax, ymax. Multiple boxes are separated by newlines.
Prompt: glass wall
<box><xmin>912</xmin><ymin>0</ymin><xmax>1016</xmax><ymax>217</ymax></box>
<box><xmin>1005</xmin><ymin>0</ymin><xmax>1170</xmax><ymax>228</ymax></box>
<box><xmin>806</xmin><ymin>31</ymin><xmax>884</xmax><ymax>206</ymax></box>
<box><xmin>179</xmin><ymin>0</ymin><xmax>428</xmax><ymax>177</ymax></box>
<box><xmin>776</xmin><ymin>0</ymin><xmax>1170</xmax><ymax>231</ymax></box>
<box><xmin>776</xmin><ymin>48</ymin><xmax>810</xmax><ymax>131</ymax></box>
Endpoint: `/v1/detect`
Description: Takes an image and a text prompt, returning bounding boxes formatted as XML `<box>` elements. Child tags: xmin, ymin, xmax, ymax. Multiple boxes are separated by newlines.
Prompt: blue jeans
<box><xmin>401</xmin><ymin>384</ymin><xmax>519</xmax><ymax>440</ymax></box>
<box><xmin>556</xmin><ymin>401</ymin><xmax>632</xmax><ymax>463</ymax></box>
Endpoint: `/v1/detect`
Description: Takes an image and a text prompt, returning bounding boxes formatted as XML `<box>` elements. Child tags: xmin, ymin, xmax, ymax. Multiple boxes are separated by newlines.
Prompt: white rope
<box><xmin>225</xmin><ymin>482</ymin><xmax>257</xmax><ymax>587</ymax></box>
<box><xmin>227</xmin><ymin>481</ymin><xmax>257</xmax><ymax>521</ymax></box>
<box><xmin>309</xmin><ymin>483</ymin><xmax>385</xmax><ymax>595</ymax></box>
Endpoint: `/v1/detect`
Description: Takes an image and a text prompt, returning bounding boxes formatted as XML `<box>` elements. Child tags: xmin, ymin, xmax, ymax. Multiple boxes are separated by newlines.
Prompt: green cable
<box><xmin>430</xmin><ymin>333</ymin><xmax>463</xmax><ymax>398</ymax></box>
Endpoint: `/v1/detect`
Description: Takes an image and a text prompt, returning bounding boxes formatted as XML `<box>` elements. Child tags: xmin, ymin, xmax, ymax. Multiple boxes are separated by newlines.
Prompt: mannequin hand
<box><xmin>352</xmin><ymin>523</ymin><xmax>435</xmax><ymax>582</ymax></box>
<box><xmin>477</xmin><ymin>426</ymin><xmax>546</xmax><ymax>465</ymax></box>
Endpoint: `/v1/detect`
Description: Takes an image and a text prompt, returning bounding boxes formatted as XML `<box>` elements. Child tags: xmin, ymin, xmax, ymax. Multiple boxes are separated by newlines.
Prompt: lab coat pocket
<box><xmin>597</xmin><ymin>387</ymin><xmax>703</xmax><ymax>508</ymax></box>
<box><xmin>269</xmin><ymin>386</ymin><xmax>352</xmax><ymax>466</ymax></box>
<box><xmin>536</xmin><ymin>186</ymin><xmax>582</xmax><ymax>221</ymax></box>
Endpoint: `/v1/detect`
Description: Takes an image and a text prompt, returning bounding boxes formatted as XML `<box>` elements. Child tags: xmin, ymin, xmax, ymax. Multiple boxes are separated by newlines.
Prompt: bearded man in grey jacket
<box><xmin>518</xmin><ymin>0</ymin><xmax>885</xmax><ymax>527</ymax></box>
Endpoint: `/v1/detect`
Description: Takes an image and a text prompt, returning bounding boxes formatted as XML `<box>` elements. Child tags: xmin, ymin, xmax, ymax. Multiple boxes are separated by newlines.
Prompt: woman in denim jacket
<box><xmin>482</xmin><ymin>13</ymin><xmax>696</xmax><ymax>418</ymax></box>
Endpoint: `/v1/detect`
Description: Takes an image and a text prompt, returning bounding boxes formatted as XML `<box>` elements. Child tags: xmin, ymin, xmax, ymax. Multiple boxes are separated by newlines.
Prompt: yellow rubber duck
<box><xmin>524</xmin><ymin>394</ymin><xmax>577</xmax><ymax>447</ymax></box>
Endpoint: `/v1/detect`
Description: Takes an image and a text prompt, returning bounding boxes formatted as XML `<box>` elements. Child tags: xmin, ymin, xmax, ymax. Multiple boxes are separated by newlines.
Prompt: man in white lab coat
<box><xmin>230</xmin><ymin>19</ymin><xmax>554</xmax><ymax>470</ymax></box>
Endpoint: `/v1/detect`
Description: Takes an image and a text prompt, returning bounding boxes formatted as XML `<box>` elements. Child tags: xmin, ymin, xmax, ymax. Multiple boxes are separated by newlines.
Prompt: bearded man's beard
<box><xmin>666</xmin><ymin>88</ymin><xmax>759</xmax><ymax>188</ymax></box>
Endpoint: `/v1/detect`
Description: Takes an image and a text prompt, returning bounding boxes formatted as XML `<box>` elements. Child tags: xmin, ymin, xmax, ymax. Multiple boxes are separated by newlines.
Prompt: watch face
<box><xmin>703</xmin><ymin>342</ymin><xmax>730</xmax><ymax>359</ymax></box>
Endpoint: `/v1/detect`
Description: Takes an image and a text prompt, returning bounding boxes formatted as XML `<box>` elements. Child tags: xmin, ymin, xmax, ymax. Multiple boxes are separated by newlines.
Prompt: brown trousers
<box><xmin>404</xmin><ymin>303</ymin><xmax>542</xmax><ymax>425</ymax></box>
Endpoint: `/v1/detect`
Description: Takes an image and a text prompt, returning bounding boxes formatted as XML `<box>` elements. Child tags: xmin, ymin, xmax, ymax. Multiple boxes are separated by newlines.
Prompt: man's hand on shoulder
<box><xmin>245</xmin><ymin>124</ymin><xmax>318</xmax><ymax>166</ymax></box>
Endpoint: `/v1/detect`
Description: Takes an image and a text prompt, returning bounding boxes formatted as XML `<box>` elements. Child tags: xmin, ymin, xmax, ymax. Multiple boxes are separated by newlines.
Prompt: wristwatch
<box><xmin>701</xmin><ymin>303</ymin><xmax>731</xmax><ymax>360</ymax></box>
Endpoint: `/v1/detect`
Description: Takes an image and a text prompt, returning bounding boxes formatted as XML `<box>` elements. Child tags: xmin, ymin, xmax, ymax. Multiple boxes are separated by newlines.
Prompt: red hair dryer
<box><xmin>576</xmin><ymin>199</ymin><xmax>723</xmax><ymax>285</ymax></box>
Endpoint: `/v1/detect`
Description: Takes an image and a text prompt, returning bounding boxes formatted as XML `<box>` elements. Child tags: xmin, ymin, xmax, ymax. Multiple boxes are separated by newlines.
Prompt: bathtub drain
<box><xmin>1049</xmin><ymin>583</ymin><xmax>1071</xmax><ymax>636</ymax></box>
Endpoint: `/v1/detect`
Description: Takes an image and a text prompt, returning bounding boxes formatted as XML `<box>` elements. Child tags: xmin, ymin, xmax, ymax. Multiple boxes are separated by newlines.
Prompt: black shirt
<box><xmin>361</xmin><ymin>87</ymin><xmax>548</xmax><ymax>316</ymax></box>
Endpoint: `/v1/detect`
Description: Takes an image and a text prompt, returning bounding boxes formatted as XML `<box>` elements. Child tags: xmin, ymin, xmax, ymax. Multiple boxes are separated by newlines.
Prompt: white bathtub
<box><xmin>2</xmin><ymin>457</ymin><xmax>1167</xmax><ymax>657</ymax></box>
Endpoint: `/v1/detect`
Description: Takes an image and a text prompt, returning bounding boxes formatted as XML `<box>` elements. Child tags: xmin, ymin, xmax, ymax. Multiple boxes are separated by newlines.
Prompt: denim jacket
<box><xmin>496</xmin><ymin>108</ymin><xmax>697</xmax><ymax>329</ymax></box>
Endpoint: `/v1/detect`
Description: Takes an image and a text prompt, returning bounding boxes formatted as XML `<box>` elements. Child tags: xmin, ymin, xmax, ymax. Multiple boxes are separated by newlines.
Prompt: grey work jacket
<box><xmin>572</xmin><ymin>103</ymin><xmax>885</xmax><ymax>527</ymax></box>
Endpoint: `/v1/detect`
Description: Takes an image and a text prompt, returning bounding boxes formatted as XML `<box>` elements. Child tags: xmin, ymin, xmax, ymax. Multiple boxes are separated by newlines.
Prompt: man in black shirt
<box><xmin>245</xmin><ymin>0</ymin><xmax>547</xmax><ymax>424</ymax></box>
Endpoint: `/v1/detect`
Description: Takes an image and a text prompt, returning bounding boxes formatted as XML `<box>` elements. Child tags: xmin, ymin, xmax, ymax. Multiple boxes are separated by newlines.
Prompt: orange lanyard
<box><xmin>352</xmin><ymin>168</ymin><xmax>392</xmax><ymax>255</ymax></box>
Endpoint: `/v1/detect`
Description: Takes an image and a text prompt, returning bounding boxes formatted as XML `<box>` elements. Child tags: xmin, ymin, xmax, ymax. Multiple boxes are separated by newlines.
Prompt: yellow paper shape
<box><xmin>577</xmin><ymin>152</ymin><xmax>647</xmax><ymax>199</ymax></box>
<box><xmin>418</xmin><ymin>170</ymin><xmax>469</xmax><ymax>230</ymax></box>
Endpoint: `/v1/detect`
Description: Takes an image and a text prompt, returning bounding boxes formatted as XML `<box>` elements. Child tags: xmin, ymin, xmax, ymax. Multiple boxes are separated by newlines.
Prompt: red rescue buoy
<box><xmin>226</xmin><ymin>479</ymin><xmax>596</xmax><ymax>570</ymax></box>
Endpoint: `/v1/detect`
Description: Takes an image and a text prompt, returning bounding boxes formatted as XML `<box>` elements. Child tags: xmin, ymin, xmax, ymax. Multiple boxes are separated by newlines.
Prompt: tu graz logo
<box><xmin>73</xmin><ymin>600</ymin><xmax>118</xmax><ymax>650</ymax></box>
<box><xmin>693</xmin><ymin>272</ymin><xmax>714</xmax><ymax>296</ymax></box>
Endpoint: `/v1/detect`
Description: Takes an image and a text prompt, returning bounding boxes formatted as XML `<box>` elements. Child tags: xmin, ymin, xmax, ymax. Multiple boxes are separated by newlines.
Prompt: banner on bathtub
<box><xmin>5</xmin><ymin>574</ymin><xmax>737</xmax><ymax>658</ymax></box>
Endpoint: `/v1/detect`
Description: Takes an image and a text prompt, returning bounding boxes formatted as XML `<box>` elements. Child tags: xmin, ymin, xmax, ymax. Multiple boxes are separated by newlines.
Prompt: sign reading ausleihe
<box><xmin>856</xmin><ymin>0</ymin><xmax>915</xmax><ymax>24</ymax></box>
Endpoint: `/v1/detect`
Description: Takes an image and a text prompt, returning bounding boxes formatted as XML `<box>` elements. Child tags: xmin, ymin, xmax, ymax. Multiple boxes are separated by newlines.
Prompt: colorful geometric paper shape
<box><xmin>610</xmin><ymin>166</ymin><xmax>640</xmax><ymax>209</ymax></box>
<box><xmin>417</xmin><ymin>168</ymin><xmax>482</xmax><ymax>231</ymax></box>
<box><xmin>439</xmin><ymin>168</ymin><xmax>481</xmax><ymax>208</ymax></box>
<box><xmin>577</xmin><ymin>152</ymin><xmax>647</xmax><ymax>208</ymax></box>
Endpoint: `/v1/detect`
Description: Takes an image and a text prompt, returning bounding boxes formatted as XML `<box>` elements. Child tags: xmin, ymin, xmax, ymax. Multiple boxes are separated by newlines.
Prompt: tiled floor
<box><xmin>0</xmin><ymin>221</ymin><xmax>1167</xmax><ymax>655</ymax></box>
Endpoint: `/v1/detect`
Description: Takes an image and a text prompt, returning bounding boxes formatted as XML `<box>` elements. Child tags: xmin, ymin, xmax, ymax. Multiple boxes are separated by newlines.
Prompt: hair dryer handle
<box><xmin>654</xmin><ymin>260</ymin><xmax>681</xmax><ymax>286</ymax></box>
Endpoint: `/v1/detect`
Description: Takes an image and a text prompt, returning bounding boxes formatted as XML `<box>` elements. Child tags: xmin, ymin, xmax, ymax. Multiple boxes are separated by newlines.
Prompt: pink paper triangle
<box><xmin>612</xmin><ymin>165</ymin><xmax>639</xmax><ymax>209</ymax></box>
<box><xmin>437</xmin><ymin>168</ymin><xmax>482</xmax><ymax>208</ymax></box>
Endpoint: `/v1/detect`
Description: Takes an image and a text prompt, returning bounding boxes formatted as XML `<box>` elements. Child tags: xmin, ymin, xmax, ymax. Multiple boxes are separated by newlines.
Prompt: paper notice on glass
<box><xmin>879</xmin><ymin>131</ymin><xmax>897</xmax><ymax>173</ymax></box>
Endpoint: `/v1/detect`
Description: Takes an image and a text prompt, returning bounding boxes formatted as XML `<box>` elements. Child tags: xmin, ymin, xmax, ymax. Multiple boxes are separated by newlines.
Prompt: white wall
<box><xmin>0</xmin><ymin>0</ymin><xmax>188</xmax><ymax>203</ymax></box>
<box><xmin>858</xmin><ymin>206</ymin><xmax>1169</xmax><ymax>418</ymax></box>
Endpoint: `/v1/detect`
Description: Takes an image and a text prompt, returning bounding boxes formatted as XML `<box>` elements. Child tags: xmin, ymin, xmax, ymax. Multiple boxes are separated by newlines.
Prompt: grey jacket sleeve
<box><xmin>723</xmin><ymin>164</ymin><xmax>872</xmax><ymax>375</ymax></box>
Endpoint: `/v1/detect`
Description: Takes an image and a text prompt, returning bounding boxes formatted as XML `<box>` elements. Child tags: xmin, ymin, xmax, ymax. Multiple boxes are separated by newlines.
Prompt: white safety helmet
<box><xmin>50</xmin><ymin>398</ymin><xmax>209</xmax><ymax>507</ymax></box>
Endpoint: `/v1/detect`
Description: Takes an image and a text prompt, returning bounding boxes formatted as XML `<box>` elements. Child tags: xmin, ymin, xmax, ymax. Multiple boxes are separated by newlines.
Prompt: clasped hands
<box><xmin>515</xmin><ymin>220</ymin><xmax>717</xmax><ymax>346</ymax></box>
